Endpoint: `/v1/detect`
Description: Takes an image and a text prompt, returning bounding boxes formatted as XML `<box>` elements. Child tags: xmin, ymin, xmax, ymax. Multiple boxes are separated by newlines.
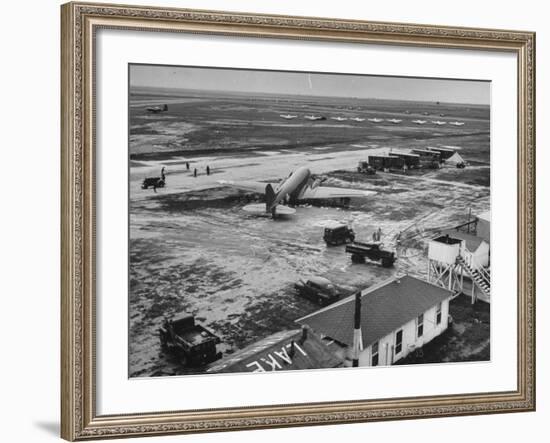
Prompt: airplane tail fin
<box><xmin>265</xmin><ymin>184</ymin><xmax>277</xmax><ymax>213</ymax></box>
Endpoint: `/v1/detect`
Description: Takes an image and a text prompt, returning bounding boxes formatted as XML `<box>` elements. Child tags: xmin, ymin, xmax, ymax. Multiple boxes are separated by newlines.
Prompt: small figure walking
<box><xmin>193</xmin><ymin>168</ymin><xmax>197</xmax><ymax>178</ymax></box>
<box><xmin>206</xmin><ymin>165</ymin><xmax>210</xmax><ymax>176</ymax></box>
<box><xmin>186</xmin><ymin>162</ymin><xmax>190</xmax><ymax>170</ymax></box>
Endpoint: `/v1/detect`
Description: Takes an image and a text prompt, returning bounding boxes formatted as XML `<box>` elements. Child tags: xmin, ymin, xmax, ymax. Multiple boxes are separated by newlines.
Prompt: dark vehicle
<box><xmin>357</xmin><ymin>161</ymin><xmax>376</xmax><ymax>175</ymax></box>
<box><xmin>345</xmin><ymin>241</ymin><xmax>396</xmax><ymax>267</ymax></box>
<box><xmin>323</xmin><ymin>223</ymin><xmax>355</xmax><ymax>245</ymax></box>
<box><xmin>141</xmin><ymin>167</ymin><xmax>166</xmax><ymax>190</ymax></box>
<box><xmin>159</xmin><ymin>314</ymin><xmax>222</xmax><ymax>367</ymax></box>
<box><xmin>294</xmin><ymin>276</ymin><xmax>340</xmax><ymax>306</ymax></box>
<box><xmin>456</xmin><ymin>162</ymin><xmax>466</xmax><ymax>169</ymax></box>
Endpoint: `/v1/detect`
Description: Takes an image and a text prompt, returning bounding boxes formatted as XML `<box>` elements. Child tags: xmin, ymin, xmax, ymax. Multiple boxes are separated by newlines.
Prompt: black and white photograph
<box><xmin>128</xmin><ymin>64</ymin><xmax>491</xmax><ymax>378</ymax></box>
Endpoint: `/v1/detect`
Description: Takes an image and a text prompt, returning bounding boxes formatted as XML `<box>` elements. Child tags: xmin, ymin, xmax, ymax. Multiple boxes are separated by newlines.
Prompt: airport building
<box><xmin>296</xmin><ymin>275</ymin><xmax>454</xmax><ymax>367</ymax></box>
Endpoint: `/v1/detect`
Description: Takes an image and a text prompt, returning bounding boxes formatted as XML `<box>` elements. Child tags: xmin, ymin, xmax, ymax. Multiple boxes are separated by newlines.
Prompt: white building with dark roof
<box><xmin>296</xmin><ymin>275</ymin><xmax>454</xmax><ymax>367</ymax></box>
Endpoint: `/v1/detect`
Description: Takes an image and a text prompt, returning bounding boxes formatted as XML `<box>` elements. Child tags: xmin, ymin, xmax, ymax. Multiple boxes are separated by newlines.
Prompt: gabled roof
<box><xmin>441</xmin><ymin>229</ymin><xmax>487</xmax><ymax>252</ymax></box>
<box><xmin>296</xmin><ymin>275</ymin><xmax>453</xmax><ymax>348</ymax></box>
<box><xmin>207</xmin><ymin>329</ymin><xmax>342</xmax><ymax>373</ymax></box>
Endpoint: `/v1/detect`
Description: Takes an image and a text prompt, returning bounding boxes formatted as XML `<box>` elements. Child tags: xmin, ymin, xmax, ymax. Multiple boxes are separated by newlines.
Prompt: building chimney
<box><xmin>352</xmin><ymin>292</ymin><xmax>363</xmax><ymax>367</ymax></box>
<box><xmin>299</xmin><ymin>325</ymin><xmax>308</xmax><ymax>345</ymax></box>
<box><xmin>289</xmin><ymin>340</ymin><xmax>296</xmax><ymax>359</ymax></box>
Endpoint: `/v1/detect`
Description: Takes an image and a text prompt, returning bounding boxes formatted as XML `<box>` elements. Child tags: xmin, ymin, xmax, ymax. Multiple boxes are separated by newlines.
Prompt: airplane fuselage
<box><xmin>269</xmin><ymin>166</ymin><xmax>312</xmax><ymax>211</ymax></box>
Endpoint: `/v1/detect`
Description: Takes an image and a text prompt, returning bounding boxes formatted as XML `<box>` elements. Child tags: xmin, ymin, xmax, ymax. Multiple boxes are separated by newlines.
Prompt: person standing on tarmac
<box><xmin>193</xmin><ymin>168</ymin><xmax>197</xmax><ymax>177</ymax></box>
<box><xmin>206</xmin><ymin>165</ymin><xmax>210</xmax><ymax>175</ymax></box>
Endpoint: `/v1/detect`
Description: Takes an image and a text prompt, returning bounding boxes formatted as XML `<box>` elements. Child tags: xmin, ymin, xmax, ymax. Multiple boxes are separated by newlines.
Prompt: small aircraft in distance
<box><xmin>350</xmin><ymin>117</ymin><xmax>365</xmax><ymax>122</ymax></box>
<box><xmin>279</xmin><ymin>114</ymin><xmax>298</xmax><ymax>120</ymax></box>
<box><xmin>330</xmin><ymin>116</ymin><xmax>348</xmax><ymax>121</ymax></box>
<box><xmin>146</xmin><ymin>104</ymin><xmax>168</xmax><ymax>114</ymax></box>
<box><xmin>386</xmin><ymin>118</ymin><xmax>402</xmax><ymax>124</ymax></box>
<box><xmin>449</xmin><ymin>121</ymin><xmax>465</xmax><ymax>126</ymax></box>
<box><xmin>431</xmin><ymin>120</ymin><xmax>447</xmax><ymax>125</ymax></box>
<box><xmin>304</xmin><ymin>115</ymin><xmax>326</xmax><ymax>121</ymax></box>
<box><xmin>367</xmin><ymin>118</ymin><xmax>384</xmax><ymax>123</ymax></box>
<box><xmin>412</xmin><ymin>120</ymin><xmax>427</xmax><ymax>125</ymax></box>
<box><xmin>219</xmin><ymin>166</ymin><xmax>375</xmax><ymax>218</ymax></box>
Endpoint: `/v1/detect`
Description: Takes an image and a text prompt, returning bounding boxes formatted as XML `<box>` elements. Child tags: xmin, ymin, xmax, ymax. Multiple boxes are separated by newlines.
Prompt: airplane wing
<box><xmin>218</xmin><ymin>180</ymin><xmax>277</xmax><ymax>194</ymax></box>
<box><xmin>300</xmin><ymin>186</ymin><xmax>375</xmax><ymax>199</ymax></box>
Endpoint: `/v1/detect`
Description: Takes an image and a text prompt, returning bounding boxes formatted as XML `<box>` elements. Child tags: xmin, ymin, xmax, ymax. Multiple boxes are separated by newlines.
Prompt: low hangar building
<box><xmin>296</xmin><ymin>275</ymin><xmax>454</xmax><ymax>367</ymax></box>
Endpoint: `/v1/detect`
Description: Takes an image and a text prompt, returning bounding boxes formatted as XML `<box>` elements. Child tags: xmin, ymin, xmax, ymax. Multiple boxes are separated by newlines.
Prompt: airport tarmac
<box><xmin>129</xmin><ymin>148</ymin><xmax>489</xmax><ymax>377</ymax></box>
<box><xmin>128</xmin><ymin>91</ymin><xmax>490</xmax><ymax>377</ymax></box>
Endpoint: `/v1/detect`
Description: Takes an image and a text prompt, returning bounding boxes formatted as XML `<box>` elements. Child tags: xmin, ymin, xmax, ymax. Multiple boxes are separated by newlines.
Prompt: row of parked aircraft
<box><xmin>413</xmin><ymin>120</ymin><xmax>466</xmax><ymax>126</ymax></box>
<box><xmin>279</xmin><ymin>114</ymin><xmax>464</xmax><ymax>126</ymax></box>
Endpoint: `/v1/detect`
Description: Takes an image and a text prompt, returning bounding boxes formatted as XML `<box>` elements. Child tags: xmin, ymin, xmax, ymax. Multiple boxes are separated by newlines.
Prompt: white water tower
<box><xmin>427</xmin><ymin>234</ymin><xmax>465</xmax><ymax>293</ymax></box>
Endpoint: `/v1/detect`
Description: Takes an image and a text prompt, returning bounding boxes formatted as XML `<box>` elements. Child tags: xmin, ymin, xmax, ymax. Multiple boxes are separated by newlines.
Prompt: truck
<box><xmin>323</xmin><ymin>223</ymin><xmax>355</xmax><ymax>246</ymax></box>
<box><xmin>294</xmin><ymin>276</ymin><xmax>340</xmax><ymax>306</ymax></box>
<box><xmin>141</xmin><ymin>167</ymin><xmax>166</xmax><ymax>190</ymax></box>
<box><xmin>159</xmin><ymin>314</ymin><xmax>222</xmax><ymax>367</ymax></box>
<box><xmin>345</xmin><ymin>241</ymin><xmax>396</xmax><ymax>267</ymax></box>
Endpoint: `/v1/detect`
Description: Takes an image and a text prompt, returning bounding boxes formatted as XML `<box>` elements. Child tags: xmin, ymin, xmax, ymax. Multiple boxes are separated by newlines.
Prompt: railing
<box><xmin>457</xmin><ymin>248</ymin><xmax>490</xmax><ymax>293</ymax></box>
<box><xmin>460</xmin><ymin>249</ymin><xmax>488</xmax><ymax>277</ymax></box>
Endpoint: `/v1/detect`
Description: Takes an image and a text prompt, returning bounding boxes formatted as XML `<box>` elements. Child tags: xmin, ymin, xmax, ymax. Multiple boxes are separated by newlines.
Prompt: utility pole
<box><xmin>352</xmin><ymin>292</ymin><xmax>363</xmax><ymax>367</ymax></box>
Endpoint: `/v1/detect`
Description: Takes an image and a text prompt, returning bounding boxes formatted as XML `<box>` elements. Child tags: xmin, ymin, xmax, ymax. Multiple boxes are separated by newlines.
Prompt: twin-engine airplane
<box><xmin>220</xmin><ymin>166</ymin><xmax>375</xmax><ymax>218</ymax></box>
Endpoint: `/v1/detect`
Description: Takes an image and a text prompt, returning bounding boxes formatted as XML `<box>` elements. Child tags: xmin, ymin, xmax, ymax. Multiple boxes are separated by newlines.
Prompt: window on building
<box><xmin>395</xmin><ymin>330</ymin><xmax>403</xmax><ymax>354</ymax></box>
<box><xmin>371</xmin><ymin>341</ymin><xmax>379</xmax><ymax>366</ymax></box>
<box><xmin>436</xmin><ymin>302</ymin><xmax>442</xmax><ymax>325</ymax></box>
<box><xmin>417</xmin><ymin>313</ymin><xmax>424</xmax><ymax>338</ymax></box>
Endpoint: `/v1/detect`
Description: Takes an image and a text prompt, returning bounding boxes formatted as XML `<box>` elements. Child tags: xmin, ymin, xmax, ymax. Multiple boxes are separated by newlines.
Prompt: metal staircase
<box><xmin>456</xmin><ymin>253</ymin><xmax>490</xmax><ymax>299</ymax></box>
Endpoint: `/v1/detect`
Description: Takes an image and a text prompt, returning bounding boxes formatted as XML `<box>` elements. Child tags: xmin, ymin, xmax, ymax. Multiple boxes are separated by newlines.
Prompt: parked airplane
<box><xmin>386</xmin><ymin>118</ymin><xmax>402</xmax><ymax>124</ymax></box>
<box><xmin>350</xmin><ymin>117</ymin><xmax>365</xmax><ymax>122</ymax></box>
<box><xmin>449</xmin><ymin>121</ymin><xmax>465</xmax><ymax>126</ymax></box>
<box><xmin>304</xmin><ymin>115</ymin><xmax>326</xmax><ymax>121</ymax></box>
<box><xmin>146</xmin><ymin>104</ymin><xmax>168</xmax><ymax>114</ymax></box>
<box><xmin>367</xmin><ymin>118</ymin><xmax>384</xmax><ymax>123</ymax></box>
<box><xmin>219</xmin><ymin>166</ymin><xmax>375</xmax><ymax>218</ymax></box>
<box><xmin>412</xmin><ymin>120</ymin><xmax>427</xmax><ymax>125</ymax></box>
<box><xmin>279</xmin><ymin>114</ymin><xmax>298</xmax><ymax>120</ymax></box>
<box><xmin>431</xmin><ymin>120</ymin><xmax>447</xmax><ymax>125</ymax></box>
<box><xmin>330</xmin><ymin>116</ymin><xmax>348</xmax><ymax>121</ymax></box>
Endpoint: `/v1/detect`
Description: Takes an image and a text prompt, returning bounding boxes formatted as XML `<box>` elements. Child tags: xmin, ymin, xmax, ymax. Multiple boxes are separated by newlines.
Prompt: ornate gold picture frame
<box><xmin>61</xmin><ymin>2</ymin><xmax>535</xmax><ymax>440</ymax></box>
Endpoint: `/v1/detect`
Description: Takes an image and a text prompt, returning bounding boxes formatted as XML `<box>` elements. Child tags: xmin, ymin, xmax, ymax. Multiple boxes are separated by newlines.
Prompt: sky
<box><xmin>130</xmin><ymin>64</ymin><xmax>490</xmax><ymax>105</ymax></box>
